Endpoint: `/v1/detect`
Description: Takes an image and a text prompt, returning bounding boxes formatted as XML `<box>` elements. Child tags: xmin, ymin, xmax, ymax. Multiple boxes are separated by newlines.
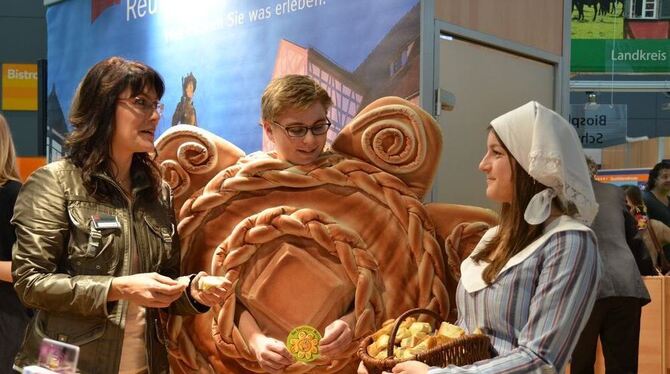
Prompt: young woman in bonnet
<box><xmin>382</xmin><ymin>102</ymin><xmax>601</xmax><ymax>374</ymax></box>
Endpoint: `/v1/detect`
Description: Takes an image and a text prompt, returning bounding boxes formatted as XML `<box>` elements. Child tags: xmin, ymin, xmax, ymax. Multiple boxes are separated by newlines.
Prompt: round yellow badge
<box><xmin>286</xmin><ymin>325</ymin><xmax>322</xmax><ymax>363</ymax></box>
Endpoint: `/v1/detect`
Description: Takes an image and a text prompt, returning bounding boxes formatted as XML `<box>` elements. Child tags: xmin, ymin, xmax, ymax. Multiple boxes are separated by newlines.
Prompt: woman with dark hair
<box><xmin>377</xmin><ymin>102</ymin><xmax>600</xmax><ymax>374</ymax></box>
<box><xmin>11</xmin><ymin>57</ymin><xmax>229</xmax><ymax>374</ymax></box>
<box><xmin>0</xmin><ymin>113</ymin><xmax>30</xmax><ymax>374</ymax></box>
<box><xmin>643</xmin><ymin>161</ymin><xmax>670</xmax><ymax>226</ymax></box>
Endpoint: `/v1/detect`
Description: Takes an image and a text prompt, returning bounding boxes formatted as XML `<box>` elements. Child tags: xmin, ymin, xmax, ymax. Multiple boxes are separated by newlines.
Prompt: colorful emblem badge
<box><xmin>286</xmin><ymin>325</ymin><xmax>322</xmax><ymax>363</ymax></box>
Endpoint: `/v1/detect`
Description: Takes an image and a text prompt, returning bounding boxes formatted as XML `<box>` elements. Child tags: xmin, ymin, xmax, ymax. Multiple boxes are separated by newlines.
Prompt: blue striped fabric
<box><xmin>428</xmin><ymin>230</ymin><xmax>600</xmax><ymax>374</ymax></box>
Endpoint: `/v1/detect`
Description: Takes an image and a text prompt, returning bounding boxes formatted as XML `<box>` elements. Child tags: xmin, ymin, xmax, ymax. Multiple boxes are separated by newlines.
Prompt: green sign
<box><xmin>572</xmin><ymin>39</ymin><xmax>670</xmax><ymax>73</ymax></box>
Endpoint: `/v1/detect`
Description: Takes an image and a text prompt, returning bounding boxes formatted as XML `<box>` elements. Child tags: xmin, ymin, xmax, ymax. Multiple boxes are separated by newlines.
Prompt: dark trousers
<box><xmin>0</xmin><ymin>285</ymin><xmax>30</xmax><ymax>374</ymax></box>
<box><xmin>571</xmin><ymin>297</ymin><xmax>642</xmax><ymax>374</ymax></box>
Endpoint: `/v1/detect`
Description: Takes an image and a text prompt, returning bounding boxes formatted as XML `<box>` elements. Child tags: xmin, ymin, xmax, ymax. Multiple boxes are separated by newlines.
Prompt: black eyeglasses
<box><xmin>271</xmin><ymin>119</ymin><xmax>331</xmax><ymax>138</ymax></box>
<box><xmin>117</xmin><ymin>96</ymin><xmax>165</xmax><ymax>116</ymax></box>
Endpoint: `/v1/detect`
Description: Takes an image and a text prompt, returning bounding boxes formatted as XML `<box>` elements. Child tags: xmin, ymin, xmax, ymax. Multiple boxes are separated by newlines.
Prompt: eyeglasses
<box><xmin>271</xmin><ymin>119</ymin><xmax>331</xmax><ymax>137</ymax></box>
<box><xmin>117</xmin><ymin>96</ymin><xmax>165</xmax><ymax>116</ymax></box>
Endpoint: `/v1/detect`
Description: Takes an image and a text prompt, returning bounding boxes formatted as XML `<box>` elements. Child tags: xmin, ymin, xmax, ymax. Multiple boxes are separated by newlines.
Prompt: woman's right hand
<box><xmin>108</xmin><ymin>272</ymin><xmax>186</xmax><ymax>307</ymax></box>
<box><xmin>248</xmin><ymin>334</ymin><xmax>294</xmax><ymax>374</ymax></box>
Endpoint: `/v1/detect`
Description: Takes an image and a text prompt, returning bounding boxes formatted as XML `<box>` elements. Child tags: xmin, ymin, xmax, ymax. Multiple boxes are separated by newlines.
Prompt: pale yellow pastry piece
<box><xmin>408</xmin><ymin>322</ymin><xmax>431</xmax><ymax>336</ymax></box>
<box><xmin>376</xmin><ymin>334</ymin><xmax>390</xmax><ymax>350</ymax></box>
<box><xmin>374</xmin><ymin>350</ymin><xmax>388</xmax><ymax>360</ymax></box>
<box><xmin>197</xmin><ymin>275</ymin><xmax>228</xmax><ymax>291</ymax></box>
<box><xmin>398</xmin><ymin>349</ymin><xmax>415</xmax><ymax>360</ymax></box>
<box><xmin>437</xmin><ymin>322</ymin><xmax>465</xmax><ymax>339</ymax></box>
<box><xmin>367</xmin><ymin>333</ymin><xmax>390</xmax><ymax>357</ymax></box>
<box><xmin>395</xmin><ymin>326</ymin><xmax>411</xmax><ymax>343</ymax></box>
<box><xmin>401</xmin><ymin>334</ymin><xmax>429</xmax><ymax>349</ymax></box>
<box><xmin>408</xmin><ymin>336</ymin><xmax>438</xmax><ymax>355</ymax></box>
<box><xmin>399</xmin><ymin>317</ymin><xmax>416</xmax><ymax>329</ymax></box>
<box><xmin>472</xmin><ymin>327</ymin><xmax>484</xmax><ymax>335</ymax></box>
<box><xmin>367</xmin><ymin>340</ymin><xmax>382</xmax><ymax>357</ymax></box>
<box><xmin>372</xmin><ymin>323</ymin><xmax>393</xmax><ymax>340</ymax></box>
<box><xmin>413</xmin><ymin>331</ymin><xmax>428</xmax><ymax>340</ymax></box>
<box><xmin>366</xmin><ymin>344</ymin><xmax>377</xmax><ymax>357</ymax></box>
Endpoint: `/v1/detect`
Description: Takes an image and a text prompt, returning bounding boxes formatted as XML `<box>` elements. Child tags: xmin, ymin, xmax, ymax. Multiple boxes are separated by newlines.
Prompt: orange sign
<box><xmin>594</xmin><ymin>168</ymin><xmax>649</xmax><ymax>187</ymax></box>
<box><xmin>2</xmin><ymin>63</ymin><xmax>38</xmax><ymax>111</ymax></box>
<box><xmin>16</xmin><ymin>157</ymin><xmax>46</xmax><ymax>182</ymax></box>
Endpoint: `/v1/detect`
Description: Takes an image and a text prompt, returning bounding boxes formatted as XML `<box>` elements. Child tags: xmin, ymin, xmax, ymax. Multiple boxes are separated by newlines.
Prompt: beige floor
<box><xmin>567</xmin><ymin>276</ymin><xmax>668</xmax><ymax>374</ymax></box>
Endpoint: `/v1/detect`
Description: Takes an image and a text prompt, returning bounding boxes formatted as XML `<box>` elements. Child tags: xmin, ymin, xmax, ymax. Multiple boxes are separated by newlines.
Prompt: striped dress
<box><xmin>428</xmin><ymin>216</ymin><xmax>600</xmax><ymax>374</ymax></box>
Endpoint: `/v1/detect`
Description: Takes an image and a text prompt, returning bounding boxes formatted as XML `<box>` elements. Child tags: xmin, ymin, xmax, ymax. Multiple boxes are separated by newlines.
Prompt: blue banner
<box><xmin>46</xmin><ymin>0</ymin><xmax>420</xmax><ymax>157</ymax></box>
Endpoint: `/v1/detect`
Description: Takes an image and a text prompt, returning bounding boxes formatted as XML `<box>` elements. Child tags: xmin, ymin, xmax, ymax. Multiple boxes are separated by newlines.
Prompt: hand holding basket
<box><xmin>357</xmin><ymin>308</ymin><xmax>491</xmax><ymax>374</ymax></box>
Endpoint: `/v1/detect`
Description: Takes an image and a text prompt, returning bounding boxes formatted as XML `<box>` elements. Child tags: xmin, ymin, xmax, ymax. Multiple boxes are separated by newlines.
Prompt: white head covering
<box><xmin>490</xmin><ymin>101</ymin><xmax>598</xmax><ymax>226</ymax></box>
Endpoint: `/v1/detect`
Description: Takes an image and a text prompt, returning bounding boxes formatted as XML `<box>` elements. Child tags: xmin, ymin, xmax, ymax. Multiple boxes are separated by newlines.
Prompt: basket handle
<box><xmin>386</xmin><ymin>308</ymin><xmax>444</xmax><ymax>358</ymax></box>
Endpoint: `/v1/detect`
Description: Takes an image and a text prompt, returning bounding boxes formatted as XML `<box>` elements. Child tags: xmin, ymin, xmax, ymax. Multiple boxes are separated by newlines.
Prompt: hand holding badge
<box><xmin>286</xmin><ymin>325</ymin><xmax>322</xmax><ymax>363</ymax></box>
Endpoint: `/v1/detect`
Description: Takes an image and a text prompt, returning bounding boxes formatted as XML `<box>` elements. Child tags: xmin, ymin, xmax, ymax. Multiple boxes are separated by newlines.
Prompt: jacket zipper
<box><xmin>97</xmin><ymin>174</ymin><xmax>152</xmax><ymax>371</ymax></box>
<box><xmin>96</xmin><ymin>175</ymin><xmax>145</xmax><ymax>273</ymax></box>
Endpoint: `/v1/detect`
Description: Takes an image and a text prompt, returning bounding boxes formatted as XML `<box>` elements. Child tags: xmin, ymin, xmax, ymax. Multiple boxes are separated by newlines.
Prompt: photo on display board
<box><xmin>571</xmin><ymin>0</ymin><xmax>670</xmax><ymax>75</ymax></box>
<box><xmin>45</xmin><ymin>0</ymin><xmax>420</xmax><ymax>160</ymax></box>
<box><xmin>570</xmin><ymin>0</ymin><xmax>670</xmax><ymax>167</ymax></box>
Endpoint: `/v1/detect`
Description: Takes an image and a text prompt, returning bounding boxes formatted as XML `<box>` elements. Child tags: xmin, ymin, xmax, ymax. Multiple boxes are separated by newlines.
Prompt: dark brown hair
<box><xmin>472</xmin><ymin>129</ymin><xmax>549</xmax><ymax>285</ymax></box>
<box><xmin>182</xmin><ymin>72</ymin><xmax>196</xmax><ymax>93</ymax></box>
<box><xmin>647</xmin><ymin>161</ymin><xmax>670</xmax><ymax>192</ymax></box>
<box><xmin>65</xmin><ymin>56</ymin><xmax>165</xmax><ymax>202</ymax></box>
<box><xmin>623</xmin><ymin>184</ymin><xmax>644</xmax><ymax>208</ymax></box>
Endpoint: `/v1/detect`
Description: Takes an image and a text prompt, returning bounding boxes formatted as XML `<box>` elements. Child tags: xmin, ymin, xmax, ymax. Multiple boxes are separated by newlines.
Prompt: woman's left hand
<box><xmin>383</xmin><ymin>361</ymin><xmax>430</xmax><ymax>374</ymax></box>
<box><xmin>189</xmin><ymin>271</ymin><xmax>231</xmax><ymax>306</ymax></box>
<box><xmin>319</xmin><ymin>317</ymin><xmax>354</xmax><ymax>358</ymax></box>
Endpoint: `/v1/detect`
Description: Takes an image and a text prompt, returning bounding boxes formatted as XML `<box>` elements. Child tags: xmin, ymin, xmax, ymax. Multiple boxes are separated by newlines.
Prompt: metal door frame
<box><xmin>419</xmin><ymin>0</ymin><xmax>570</xmax><ymax>202</ymax></box>
<box><xmin>419</xmin><ymin>0</ymin><xmax>571</xmax><ymax>118</ymax></box>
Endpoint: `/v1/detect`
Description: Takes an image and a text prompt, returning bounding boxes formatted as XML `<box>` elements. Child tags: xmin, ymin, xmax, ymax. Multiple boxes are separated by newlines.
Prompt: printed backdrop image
<box><xmin>571</xmin><ymin>0</ymin><xmax>670</xmax><ymax>73</ymax></box>
<box><xmin>46</xmin><ymin>0</ymin><xmax>420</xmax><ymax>159</ymax></box>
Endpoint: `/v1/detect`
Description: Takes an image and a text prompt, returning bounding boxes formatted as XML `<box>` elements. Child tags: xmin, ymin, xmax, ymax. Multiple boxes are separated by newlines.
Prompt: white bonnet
<box><xmin>490</xmin><ymin>101</ymin><xmax>598</xmax><ymax>225</ymax></box>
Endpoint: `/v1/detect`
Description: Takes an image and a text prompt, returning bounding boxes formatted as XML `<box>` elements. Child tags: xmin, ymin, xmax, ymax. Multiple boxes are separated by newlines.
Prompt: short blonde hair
<box><xmin>0</xmin><ymin>113</ymin><xmax>20</xmax><ymax>185</ymax></box>
<box><xmin>261</xmin><ymin>74</ymin><xmax>332</xmax><ymax>122</ymax></box>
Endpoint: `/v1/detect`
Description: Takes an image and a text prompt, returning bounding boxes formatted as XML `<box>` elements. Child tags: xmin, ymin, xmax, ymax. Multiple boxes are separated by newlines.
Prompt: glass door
<box><xmin>433</xmin><ymin>34</ymin><xmax>556</xmax><ymax>209</ymax></box>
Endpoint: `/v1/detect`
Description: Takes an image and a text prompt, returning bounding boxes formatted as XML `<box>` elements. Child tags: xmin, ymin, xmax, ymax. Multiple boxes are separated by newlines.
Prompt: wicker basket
<box><xmin>358</xmin><ymin>308</ymin><xmax>491</xmax><ymax>374</ymax></box>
